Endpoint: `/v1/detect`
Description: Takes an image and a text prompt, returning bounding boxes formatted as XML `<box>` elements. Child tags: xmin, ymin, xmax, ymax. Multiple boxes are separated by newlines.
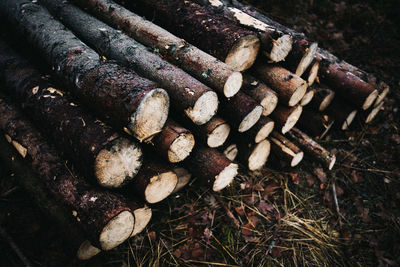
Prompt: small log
<box><xmin>359</xmin><ymin>101</ymin><xmax>385</xmax><ymax>124</ymax></box>
<box><xmin>270</xmin><ymin>131</ymin><xmax>304</xmax><ymax>167</ymax></box>
<box><xmin>130</xmin><ymin>156</ymin><xmax>178</xmax><ymax>204</ymax></box>
<box><xmin>123</xmin><ymin>0</ymin><xmax>260</xmax><ymax>71</ymax></box>
<box><xmin>171</xmin><ymin>167</ymin><xmax>193</xmax><ymax>194</ymax></box>
<box><xmin>309</xmin><ymin>85</ymin><xmax>336</xmax><ymax>111</ymax></box>
<box><xmin>128</xmin><ymin>200</ymin><xmax>152</xmax><ymax>237</ymax></box>
<box><xmin>192</xmin><ymin>0</ymin><xmax>293</xmax><ymax>62</ymax></box>
<box><xmin>0</xmin><ymin>98</ymin><xmax>134</xmax><ymax>250</ymax></box>
<box><xmin>198</xmin><ymin>116</ymin><xmax>231</xmax><ymax>148</ymax></box>
<box><xmin>287</xmin><ymin>127</ymin><xmax>336</xmax><ymax>170</ymax></box>
<box><xmin>0</xmin><ymin>0</ymin><xmax>170</xmax><ymax>142</ymax></box>
<box><xmin>271</xmin><ymin>105</ymin><xmax>303</xmax><ymax>134</ymax></box>
<box><xmin>0</xmin><ymin>40</ymin><xmax>142</xmax><ymax>189</ymax></box>
<box><xmin>324</xmin><ymin>99</ymin><xmax>358</xmax><ymax>130</ymax></box>
<box><xmin>300</xmin><ymin>89</ymin><xmax>315</xmax><ymax>106</ymax></box>
<box><xmin>237</xmin><ymin>139</ymin><xmax>271</xmax><ymax>171</ymax></box>
<box><xmin>186</xmin><ymin>146</ymin><xmax>238</xmax><ymax>191</ymax></box>
<box><xmin>74</xmin><ymin>0</ymin><xmax>242</xmax><ymax>98</ymax></box>
<box><xmin>296</xmin><ymin>108</ymin><xmax>335</xmax><ymax>139</ymax></box>
<box><xmin>240</xmin><ymin>116</ymin><xmax>274</xmax><ymax>143</ymax></box>
<box><xmin>253</xmin><ymin>64</ymin><xmax>308</xmax><ymax>107</ymax></box>
<box><xmin>241</xmin><ymin>74</ymin><xmax>279</xmax><ymax>116</ymax></box>
<box><xmin>152</xmin><ymin>120</ymin><xmax>195</xmax><ymax>163</ymax></box>
<box><xmin>220</xmin><ymin>91</ymin><xmax>263</xmax><ymax>133</ymax></box>
<box><xmin>42</xmin><ymin>0</ymin><xmax>218</xmax><ymax>125</ymax></box>
<box><xmin>221</xmin><ymin>143</ymin><xmax>238</xmax><ymax>161</ymax></box>
<box><xmin>305</xmin><ymin>61</ymin><xmax>320</xmax><ymax>86</ymax></box>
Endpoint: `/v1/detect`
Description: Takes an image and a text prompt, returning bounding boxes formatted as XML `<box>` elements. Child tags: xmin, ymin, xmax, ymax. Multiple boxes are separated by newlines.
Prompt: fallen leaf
<box><xmin>290</xmin><ymin>172</ymin><xmax>301</xmax><ymax>184</ymax></box>
<box><xmin>257</xmin><ymin>200</ymin><xmax>274</xmax><ymax>215</ymax></box>
<box><xmin>248</xmin><ymin>216</ymin><xmax>260</xmax><ymax>228</ymax></box>
<box><xmin>241</xmin><ymin>223</ymin><xmax>253</xmax><ymax>236</ymax></box>
<box><xmin>305</xmin><ymin>174</ymin><xmax>315</xmax><ymax>186</ymax></box>
<box><xmin>235</xmin><ymin>206</ymin><xmax>246</xmax><ymax>216</ymax></box>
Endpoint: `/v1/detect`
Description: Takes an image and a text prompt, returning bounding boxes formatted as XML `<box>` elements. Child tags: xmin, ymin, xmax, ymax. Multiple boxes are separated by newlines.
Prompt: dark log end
<box><xmin>248</xmin><ymin>139</ymin><xmax>270</xmax><ymax>171</ymax></box>
<box><xmin>99</xmin><ymin>210</ymin><xmax>134</xmax><ymax>250</ymax></box>
<box><xmin>224</xmin><ymin>71</ymin><xmax>243</xmax><ymax>97</ymax></box>
<box><xmin>268</xmin><ymin>34</ymin><xmax>293</xmax><ymax>62</ymax></box>
<box><xmin>144</xmin><ymin>171</ymin><xmax>178</xmax><ymax>204</ymax></box>
<box><xmin>185</xmin><ymin>91</ymin><xmax>218</xmax><ymax>125</ymax></box>
<box><xmin>207</xmin><ymin>122</ymin><xmax>230</xmax><ymax>148</ymax></box>
<box><xmin>168</xmin><ymin>132</ymin><xmax>195</xmax><ymax>163</ymax></box>
<box><xmin>225</xmin><ymin>35</ymin><xmax>260</xmax><ymax>71</ymax></box>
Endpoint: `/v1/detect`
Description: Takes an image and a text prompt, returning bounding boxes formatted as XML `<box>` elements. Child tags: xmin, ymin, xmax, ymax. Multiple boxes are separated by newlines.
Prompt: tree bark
<box><xmin>270</xmin><ymin>104</ymin><xmax>303</xmax><ymax>134</ymax></box>
<box><xmin>0</xmin><ymin>98</ymin><xmax>134</xmax><ymax>250</ymax></box>
<box><xmin>120</xmin><ymin>0</ymin><xmax>260</xmax><ymax>71</ymax></box>
<box><xmin>253</xmin><ymin>64</ymin><xmax>308</xmax><ymax>107</ymax></box>
<box><xmin>309</xmin><ymin>85</ymin><xmax>335</xmax><ymax>112</ymax></box>
<box><xmin>73</xmin><ymin>0</ymin><xmax>243</xmax><ymax>98</ymax></box>
<box><xmin>185</xmin><ymin>146</ymin><xmax>238</xmax><ymax>191</ymax></box>
<box><xmin>219</xmin><ymin>91</ymin><xmax>263</xmax><ymax>133</ymax></box>
<box><xmin>151</xmin><ymin>120</ymin><xmax>195</xmax><ymax>163</ymax></box>
<box><xmin>296</xmin><ymin>108</ymin><xmax>335</xmax><ymax>139</ymax></box>
<box><xmin>0</xmin><ymin>40</ymin><xmax>142</xmax><ymax>189</ymax></box>
<box><xmin>287</xmin><ymin>127</ymin><xmax>336</xmax><ymax>170</ymax></box>
<box><xmin>241</xmin><ymin>74</ymin><xmax>278</xmax><ymax>116</ymax></box>
<box><xmin>237</xmin><ymin>139</ymin><xmax>271</xmax><ymax>171</ymax></box>
<box><xmin>0</xmin><ymin>0</ymin><xmax>169</xmax><ymax>142</ymax></box>
<box><xmin>269</xmin><ymin>131</ymin><xmax>303</xmax><ymax>167</ymax></box>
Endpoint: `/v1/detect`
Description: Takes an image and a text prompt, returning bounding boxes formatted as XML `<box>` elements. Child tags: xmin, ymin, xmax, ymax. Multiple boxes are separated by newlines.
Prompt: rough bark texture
<box><xmin>271</xmin><ymin>104</ymin><xmax>303</xmax><ymax>134</ymax></box>
<box><xmin>120</xmin><ymin>0</ymin><xmax>260</xmax><ymax>71</ymax></box>
<box><xmin>0</xmin><ymin>39</ymin><xmax>142</xmax><ymax>188</ymax></box>
<box><xmin>287</xmin><ymin>127</ymin><xmax>336</xmax><ymax>170</ymax></box>
<box><xmin>241</xmin><ymin>74</ymin><xmax>278</xmax><ymax>116</ymax></box>
<box><xmin>74</xmin><ymin>0</ymin><xmax>242</xmax><ymax>98</ymax></box>
<box><xmin>0</xmin><ymin>135</ymin><xmax>101</xmax><ymax>260</ymax></box>
<box><xmin>43</xmin><ymin>0</ymin><xmax>218</xmax><ymax>125</ymax></box>
<box><xmin>253</xmin><ymin>64</ymin><xmax>307</xmax><ymax>107</ymax></box>
<box><xmin>0</xmin><ymin>0</ymin><xmax>169</xmax><ymax>141</ymax></box>
<box><xmin>309</xmin><ymin>85</ymin><xmax>336</xmax><ymax>112</ymax></box>
<box><xmin>0</xmin><ymin>98</ymin><xmax>133</xmax><ymax>249</ymax></box>
<box><xmin>296</xmin><ymin>108</ymin><xmax>335</xmax><ymax>139</ymax></box>
<box><xmin>270</xmin><ymin>131</ymin><xmax>303</xmax><ymax>167</ymax></box>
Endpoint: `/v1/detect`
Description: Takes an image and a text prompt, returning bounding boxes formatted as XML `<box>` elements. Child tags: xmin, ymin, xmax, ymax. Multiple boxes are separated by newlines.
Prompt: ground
<box><xmin>0</xmin><ymin>0</ymin><xmax>399</xmax><ymax>266</ymax></box>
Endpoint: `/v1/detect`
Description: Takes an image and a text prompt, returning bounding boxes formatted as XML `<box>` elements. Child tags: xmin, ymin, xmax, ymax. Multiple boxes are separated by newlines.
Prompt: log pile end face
<box><xmin>213</xmin><ymin>162</ymin><xmax>238</xmax><ymax>191</ymax></box>
<box><xmin>131</xmin><ymin>206</ymin><xmax>152</xmax><ymax>237</ymax></box>
<box><xmin>184</xmin><ymin>90</ymin><xmax>218</xmax><ymax>125</ymax></box>
<box><xmin>99</xmin><ymin>210</ymin><xmax>134</xmax><ymax>250</ymax></box>
<box><xmin>168</xmin><ymin>132</ymin><xmax>195</xmax><ymax>163</ymax></box>
<box><xmin>207</xmin><ymin>122</ymin><xmax>230</xmax><ymax>148</ymax></box>
<box><xmin>145</xmin><ymin>170</ymin><xmax>178</xmax><ymax>204</ymax></box>
<box><xmin>248</xmin><ymin>139</ymin><xmax>270</xmax><ymax>171</ymax></box>
<box><xmin>224</xmin><ymin>34</ymin><xmax>260</xmax><ymax>71</ymax></box>
<box><xmin>224</xmin><ymin>71</ymin><xmax>243</xmax><ymax>97</ymax></box>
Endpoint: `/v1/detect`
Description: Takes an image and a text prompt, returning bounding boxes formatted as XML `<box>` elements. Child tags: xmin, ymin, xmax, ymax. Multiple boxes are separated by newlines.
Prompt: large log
<box><xmin>287</xmin><ymin>127</ymin><xmax>336</xmax><ymax>170</ymax></box>
<box><xmin>0</xmin><ymin>0</ymin><xmax>169</xmax><ymax>142</ymax></box>
<box><xmin>185</xmin><ymin>147</ymin><xmax>238</xmax><ymax>191</ymax></box>
<box><xmin>271</xmin><ymin>104</ymin><xmax>303</xmax><ymax>134</ymax></box>
<box><xmin>73</xmin><ymin>0</ymin><xmax>242</xmax><ymax>98</ymax></box>
<box><xmin>241</xmin><ymin>74</ymin><xmax>278</xmax><ymax>116</ymax></box>
<box><xmin>296</xmin><ymin>108</ymin><xmax>335</xmax><ymax>139</ymax></box>
<box><xmin>270</xmin><ymin>131</ymin><xmax>303</xmax><ymax>167</ymax></box>
<box><xmin>41</xmin><ymin>0</ymin><xmax>217</xmax><ymax>126</ymax></box>
<box><xmin>0</xmin><ymin>98</ymin><xmax>134</xmax><ymax>250</ymax></box>
<box><xmin>309</xmin><ymin>85</ymin><xmax>336</xmax><ymax>112</ymax></box>
<box><xmin>253</xmin><ymin>64</ymin><xmax>308</xmax><ymax>107</ymax></box>
<box><xmin>192</xmin><ymin>0</ymin><xmax>293</xmax><ymax>62</ymax></box>
<box><xmin>0</xmin><ymin>40</ymin><xmax>142</xmax><ymax>189</ymax></box>
<box><xmin>121</xmin><ymin>0</ymin><xmax>260</xmax><ymax>71</ymax></box>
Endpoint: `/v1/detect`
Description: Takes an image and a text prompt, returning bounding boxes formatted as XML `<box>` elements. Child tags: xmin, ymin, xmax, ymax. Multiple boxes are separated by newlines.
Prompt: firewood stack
<box><xmin>0</xmin><ymin>0</ymin><xmax>388</xmax><ymax>260</ymax></box>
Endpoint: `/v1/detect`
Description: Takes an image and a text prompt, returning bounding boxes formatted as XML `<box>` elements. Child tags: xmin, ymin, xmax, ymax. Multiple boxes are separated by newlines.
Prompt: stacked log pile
<box><xmin>0</xmin><ymin>0</ymin><xmax>388</xmax><ymax>261</ymax></box>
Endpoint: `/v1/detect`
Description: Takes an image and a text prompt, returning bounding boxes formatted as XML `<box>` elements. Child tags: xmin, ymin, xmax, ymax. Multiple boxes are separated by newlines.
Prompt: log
<box><xmin>0</xmin><ymin>40</ymin><xmax>143</xmax><ymax>188</ymax></box>
<box><xmin>41</xmin><ymin>0</ymin><xmax>218</xmax><ymax>126</ymax></box>
<box><xmin>270</xmin><ymin>131</ymin><xmax>304</xmax><ymax>167</ymax></box>
<box><xmin>359</xmin><ymin>101</ymin><xmax>384</xmax><ymax>124</ymax></box>
<box><xmin>220</xmin><ymin>143</ymin><xmax>238</xmax><ymax>161</ymax></box>
<box><xmin>309</xmin><ymin>85</ymin><xmax>336</xmax><ymax>112</ymax></box>
<box><xmin>128</xmin><ymin>200</ymin><xmax>152</xmax><ymax>237</ymax></box>
<box><xmin>171</xmin><ymin>167</ymin><xmax>193</xmax><ymax>194</ymax></box>
<box><xmin>220</xmin><ymin>91</ymin><xmax>263</xmax><ymax>132</ymax></box>
<box><xmin>271</xmin><ymin>105</ymin><xmax>303</xmax><ymax>134</ymax></box>
<box><xmin>0</xmin><ymin>0</ymin><xmax>170</xmax><ymax>142</ymax></box>
<box><xmin>296</xmin><ymin>108</ymin><xmax>335</xmax><ymax>139</ymax></box>
<box><xmin>0</xmin><ymin>98</ymin><xmax>134</xmax><ymax>250</ymax></box>
<box><xmin>237</xmin><ymin>139</ymin><xmax>271</xmax><ymax>171</ymax></box>
<box><xmin>130</xmin><ymin>156</ymin><xmax>178</xmax><ymax>204</ymax></box>
<box><xmin>0</xmin><ymin>136</ymin><xmax>101</xmax><ymax>260</ymax></box>
<box><xmin>152</xmin><ymin>120</ymin><xmax>195</xmax><ymax>163</ymax></box>
<box><xmin>305</xmin><ymin>61</ymin><xmax>320</xmax><ymax>86</ymax></box>
<box><xmin>300</xmin><ymin>89</ymin><xmax>315</xmax><ymax>106</ymax></box>
<box><xmin>192</xmin><ymin>0</ymin><xmax>293</xmax><ymax>62</ymax></box>
<box><xmin>241</xmin><ymin>74</ymin><xmax>278</xmax><ymax>116</ymax></box>
<box><xmin>195</xmin><ymin>116</ymin><xmax>231</xmax><ymax>148</ymax></box>
<box><xmin>287</xmin><ymin>127</ymin><xmax>336</xmax><ymax>170</ymax></box>
<box><xmin>325</xmin><ymin>99</ymin><xmax>358</xmax><ymax>130</ymax></box>
<box><xmin>121</xmin><ymin>0</ymin><xmax>260</xmax><ymax>71</ymax></box>
<box><xmin>253</xmin><ymin>64</ymin><xmax>308</xmax><ymax>106</ymax></box>
<box><xmin>185</xmin><ymin>147</ymin><xmax>238</xmax><ymax>191</ymax></box>
<box><xmin>240</xmin><ymin>116</ymin><xmax>274</xmax><ymax>143</ymax></box>
<box><xmin>73</xmin><ymin>0</ymin><xmax>242</xmax><ymax>98</ymax></box>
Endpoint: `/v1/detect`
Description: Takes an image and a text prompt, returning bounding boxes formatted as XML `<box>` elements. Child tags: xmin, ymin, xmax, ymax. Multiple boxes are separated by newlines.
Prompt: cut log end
<box><xmin>366</xmin><ymin>101</ymin><xmax>384</xmax><ymax>124</ymax></box>
<box><xmin>291</xmin><ymin>151</ymin><xmax>304</xmax><ymax>167</ymax></box>
<box><xmin>300</xmin><ymin>90</ymin><xmax>315</xmax><ymax>106</ymax></box>
<box><xmin>255</xmin><ymin>120</ymin><xmax>274</xmax><ymax>143</ymax></box>
<box><xmin>225</xmin><ymin>35</ymin><xmax>260</xmax><ymax>71</ymax></box>
<box><xmin>269</xmin><ymin>34</ymin><xmax>293</xmax><ymax>62</ymax></box>
<box><xmin>238</xmin><ymin>105</ymin><xmax>263</xmax><ymax>132</ymax></box>
<box><xmin>342</xmin><ymin>110</ymin><xmax>357</xmax><ymax>130</ymax></box>
<box><xmin>328</xmin><ymin>155</ymin><xmax>336</xmax><ymax>170</ymax></box>
<box><xmin>288</xmin><ymin>81</ymin><xmax>308</xmax><ymax>106</ymax></box>
<box><xmin>374</xmin><ymin>85</ymin><xmax>390</xmax><ymax>107</ymax></box>
<box><xmin>248</xmin><ymin>139</ymin><xmax>270</xmax><ymax>171</ymax></box>
<box><xmin>172</xmin><ymin>167</ymin><xmax>192</xmax><ymax>193</ymax></box>
<box><xmin>99</xmin><ymin>211</ymin><xmax>134</xmax><ymax>251</ymax></box>
<box><xmin>144</xmin><ymin>171</ymin><xmax>178</xmax><ymax>204</ymax></box>
<box><xmin>76</xmin><ymin>240</ymin><xmax>101</xmax><ymax>260</ymax></box>
<box><xmin>261</xmin><ymin>93</ymin><xmax>278</xmax><ymax>116</ymax></box>
<box><xmin>282</xmin><ymin>105</ymin><xmax>303</xmax><ymax>134</ymax></box>
<box><xmin>168</xmin><ymin>133</ymin><xmax>195</xmax><ymax>163</ymax></box>
<box><xmin>362</xmin><ymin>89</ymin><xmax>379</xmax><ymax>110</ymax></box>
<box><xmin>224</xmin><ymin>71</ymin><xmax>243</xmax><ymax>97</ymax></box>
<box><xmin>307</xmin><ymin>62</ymin><xmax>319</xmax><ymax>86</ymax></box>
<box><xmin>185</xmin><ymin>91</ymin><xmax>218</xmax><ymax>125</ymax></box>
<box><xmin>95</xmin><ymin>138</ymin><xmax>143</xmax><ymax>188</ymax></box>
<box><xmin>207</xmin><ymin>122</ymin><xmax>231</xmax><ymax>148</ymax></box>
<box><xmin>130</xmin><ymin>88</ymin><xmax>169</xmax><ymax>142</ymax></box>
<box><xmin>296</xmin><ymin>42</ymin><xmax>318</xmax><ymax>76</ymax></box>
<box><xmin>131</xmin><ymin>206</ymin><xmax>152</xmax><ymax>237</ymax></box>
<box><xmin>319</xmin><ymin>91</ymin><xmax>335</xmax><ymax>111</ymax></box>
<box><xmin>213</xmin><ymin>163</ymin><xmax>238</xmax><ymax>191</ymax></box>
<box><xmin>223</xmin><ymin>144</ymin><xmax>238</xmax><ymax>161</ymax></box>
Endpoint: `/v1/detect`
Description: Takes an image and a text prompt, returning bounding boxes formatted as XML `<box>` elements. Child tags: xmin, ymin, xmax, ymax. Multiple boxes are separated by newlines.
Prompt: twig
<box><xmin>0</xmin><ymin>225</ymin><xmax>33</xmax><ymax>267</ymax></box>
<box><xmin>214</xmin><ymin>194</ymin><xmax>240</xmax><ymax>228</ymax></box>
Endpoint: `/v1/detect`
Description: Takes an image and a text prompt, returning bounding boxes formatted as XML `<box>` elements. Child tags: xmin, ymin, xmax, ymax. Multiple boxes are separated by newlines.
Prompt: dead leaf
<box><xmin>241</xmin><ymin>223</ymin><xmax>253</xmax><ymax>236</ymax></box>
<box><xmin>290</xmin><ymin>172</ymin><xmax>301</xmax><ymax>184</ymax></box>
<box><xmin>248</xmin><ymin>216</ymin><xmax>260</xmax><ymax>228</ymax></box>
<box><xmin>263</xmin><ymin>181</ymin><xmax>280</xmax><ymax>200</ymax></box>
<box><xmin>257</xmin><ymin>200</ymin><xmax>274</xmax><ymax>215</ymax></box>
<box><xmin>235</xmin><ymin>206</ymin><xmax>245</xmax><ymax>216</ymax></box>
<box><xmin>305</xmin><ymin>174</ymin><xmax>315</xmax><ymax>186</ymax></box>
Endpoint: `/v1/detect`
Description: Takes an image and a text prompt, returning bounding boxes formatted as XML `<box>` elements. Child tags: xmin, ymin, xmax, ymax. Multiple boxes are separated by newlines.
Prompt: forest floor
<box><xmin>1</xmin><ymin>0</ymin><xmax>399</xmax><ymax>266</ymax></box>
